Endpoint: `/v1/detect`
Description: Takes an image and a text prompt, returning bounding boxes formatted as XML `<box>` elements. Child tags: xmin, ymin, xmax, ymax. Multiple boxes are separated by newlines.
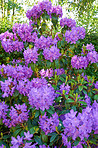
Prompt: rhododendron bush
<box><xmin>0</xmin><ymin>1</ymin><xmax>98</xmax><ymax>148</ymax></box>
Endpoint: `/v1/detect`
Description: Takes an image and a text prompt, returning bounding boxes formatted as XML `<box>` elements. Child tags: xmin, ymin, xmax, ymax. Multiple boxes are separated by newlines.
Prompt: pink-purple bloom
<box><xmin>39</xmin><ymin>112</ymin><xmax>59</xmax><ymax>135</ymax></box>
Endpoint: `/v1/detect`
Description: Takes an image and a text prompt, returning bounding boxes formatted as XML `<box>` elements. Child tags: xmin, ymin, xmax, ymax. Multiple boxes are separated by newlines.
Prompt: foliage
<box><xmin>0</xmin><ymin>0</ymin><xmax>98</xmax><ymax>148</ymax></box>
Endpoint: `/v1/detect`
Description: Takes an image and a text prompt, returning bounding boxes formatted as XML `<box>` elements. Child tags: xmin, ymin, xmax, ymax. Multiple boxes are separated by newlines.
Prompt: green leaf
<box><xmin>30</xmin><ymin>127</ymin><xmax>39</xmax><ymax>135</ymax></box>
<box><xmin>78</xmin><ymin>85</ymin><xmax>83</xmax><ymax>91</ymax></box>
<box><xmin>67</xmin><ymin>99</ymin><xmax>74</xmax><ymax>103</ymax></box>
<box><xmin>74</xmin><ymin>140</ymin><xmax>80</xmax><ymax>146</ymax></box>
<box><xmin>94</xmin><ymin>94</ymin><xmax>98</xmax><ymax>100</ymax></box>
<box><xmin>34</xmin><ymin>136</ymin><xmax>43</xmax><ymax>145</ymax></box>
<box><xmin>55</xmin><ymin>60</ymin><xmax>59</xmax><ymax>69</ymax></box>
<box><xmin>50</xmin><ymin>133</ymin><xmax>57</xmax><ymax>142</ymax></box>
<box><xmin>13</xmin><ymin>128</ymin><xmax>22</xmax><ymax>137</ymax></box>
<box><xmin>42</xmin><ymin>134</ymin><xmax>48</xmax><ymax>143</ymax></box>
<box><xmin>35</xmin><ymin>110</ymin><xmax>40</xmax><ymax>118</ymax></box>
<box><xmin>47</xmin><ymin>108</ymin><xmax>54</xmax><ymax>114</ymax></box>
<box><xmin>78</xmin><ymin>101</ymin><xmax>87</xmax><ymax>105</ymax></box>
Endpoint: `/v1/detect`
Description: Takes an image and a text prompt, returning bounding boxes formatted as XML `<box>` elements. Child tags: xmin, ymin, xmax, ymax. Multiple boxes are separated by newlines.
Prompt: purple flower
<box><xmin>60</xmin><ymin>17</ymin><xmax>76</xmax><ymax>28</ymax></box>
<box><xmin>60</xmin><ymin>83</ymin><xmax>70</xmax><ymax>95</ymax></box>
<box><xmin>40</xmin><ymin>68</ymin><xmax>53</xmax><ymax>78</ymax></box>
<box><xmin>0</xmin><ymin>77</ymin><xmax>17</xmax><ymax>97</ymax></box>
<box><xmin>54</xmin><ymin>68</ymin><xmax>65</xmax><ymax>75</ymax></box>
<box><xmin>28</xmin><ymin>83</ymin><xmax>55</xmax><ymax>111</ymax></box>
<box><xmin>0</xmin><ymin>144</ymin><xmax>6</xmax><ymax>148</ymax></box>
<box><xmin>24</xmin><ymin>131</ymin><xmax>33</xmax><ymax>141</ymax></box>
<box><xmin>0</xmin><ymin>101</ymin><xmax>9</xmax><ymax>120</ymax></box>
<box><xmin>94</xmin><ymin>81</ymin><xmax>98</xmax><ymax>89</ymax></box>
<box><xmin>3</xmin><ymin>103</ymin><xmax>29</xmax><ymax>128</ymax></box>
<box><xmin>23</xmin><ymin>47</ymin><xmax>39</xmax><ymax>65</ymax></box>
<box><xmin>86</xmin><ymin>43</ymin><xmax>95</xmax><ymax>51</ymax></box>
<box><xmin>43</xmin><ymin>45</ymin><xmax>61</xmax><ymax>62</ymax></box>
<box><xmin>87</xmin><ymin>50</ymin><xmax>98</xmax><ymax>64</ymax></box>
<box><xmin>1</xmin><ymin>39</ymin><xmax>24</xmax><ymax>53</ymax></box>
<box><xmin>11</xmin><ymin>135</ymin><xmax>24</xmax><ymax>147</ymax></box>
<box><xmin>39</xmin><ymin>112</ymin><xmax>59</xmax><ymax>135</ymax></box>
<box><xmin>71</xmin><ymin>55</ymin><xmax>88</xmax><ymax>69</ymax></box>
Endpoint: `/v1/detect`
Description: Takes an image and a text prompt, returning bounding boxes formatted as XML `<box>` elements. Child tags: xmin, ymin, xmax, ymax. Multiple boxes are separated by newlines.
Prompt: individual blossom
<box><xmin>10</xmin><ymin>131</ymin><xmax>36</xmax><ymax>148</ymax></box>
<box><xmin>60</xmin><ymin>17</ymin><xmax>76</xmax><ymax>28</ymax></box>
<box><xmin>39</xmin><ymin>112</ymin><xmax>59</xmax><ymax>135</ymax></box>
<box><xmin>0</xmin><ymin>77</ymin><xmax>17</xmax><ymax>98</ymax></box>
<box><xmin>23</xmin><ymin>47</ymin><xmax>39</xmax><ymax>65</ymax></box>
<box><xmin>24</xmin><ymin>131</ymin><xmax>33</xmax><ymax>141</ymax></box>
<box><xmin>3</xmin><ymin>103</ymin><xmax>29</xmax><ymax>128</ymax></box>
<box><xmin>94</xmin><ymin>81</ymin><xmax>98</xmax><ymax>89</ymax></box>
<box><xmin>28</xmin><ymin>84</ymin><xmax>55</xmax><ymax>111</ymax></box>
<box><xmin>43</xmin><ymin>45</ymin><xmax>61</xmax><ymax>62</ymax></box>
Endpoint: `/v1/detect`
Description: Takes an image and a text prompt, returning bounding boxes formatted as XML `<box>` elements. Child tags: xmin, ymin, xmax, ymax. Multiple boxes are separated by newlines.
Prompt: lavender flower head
<box><xmin>0</xmin><ymin>101</ymin><xmax>9</xmax><ymax>120</ymax></box>
<box><xmin>0</xmin><ymin>77</ymin><xmax>17</xmax><ymax>98</ymax></box>
<box><xmin>28</xmin><ymin>84</ymin><xmax>55</xmax><ymax>111</ymax></box>
<box><xmin>43</xmin><ymin>45</ymin><xmax>61</xmax><ymax>62</ymax></box>
<box><xmin>39</xmin><ymin>112</ymin><xmax>59</xmax><ymax>135</ymax></box>
<box><xmin>23</xmin><ymin>47</ymin><xmax>39</xmax><ymax>65</ymax></box>
<box><xmin>3</xmin><ymin>103</ymin><xmax>29</xmax><ymax>128</ymax></box>
<box><xmin>60</xmin><ymin>17</ymin><xmax>76</xmax><ymax>28</ymax></box>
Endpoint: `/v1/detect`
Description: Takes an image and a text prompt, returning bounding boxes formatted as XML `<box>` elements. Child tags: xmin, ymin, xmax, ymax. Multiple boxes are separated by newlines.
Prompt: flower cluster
<box><xmin>71</xmin><ymin>55</ymin><xmax>89</xmax><ymax>69</ymax></box>
<box><xmin>51</xmin><ymin>5</ymin><xmax>63</xmax><ymax>17</ymax></box>
<box><xmin>11</xmin><ymin>131</ymin><xmax>37</xmax><ymax>148</ymax></box>
<box><xmin>60</xmin><ymin>17</ymin><xmax>76</xmax><ymax>28</ymax></box>
<box><xmin>35</xmin><ymin>36</ymin><xmax>57</xmax><ymax>50</ymax></box>
<box><xmin>1</xmin><ymin>39</ymin><xmax>24</xmax><ymax>53</ymax></box>
<box><xmin>0</xmin><ymin>101</ymin><xmax>9</xmax><ymax>120</ymax></box>
<box><xmin>23</xmin><ymin>47</ymin><xmax>39</xmax><ymax>65</ymax></box>
<box><xmin>65</xmin><ymin>26</ymin><xmax>85</xmax><ymax>44</ymax></box>
<box><xmin>16</xmin><ymin>78</ymin><xmax>33</xmax><ymax>96</ymax></box>
<box><xmin>28</xmin><ymin>83</ymin><xmax>55</xmax><ymax>111</ymax></box>
<box><xmin>0</xmin><ymin>77</ymin><xmax>17</xmax><ymax>97</ymax></box>
<box><xmin>62</xmin><ymin>101</ymin><xmax>98</xmax><ymax>147</ymax></box>
<box><xmin>0</xmin><ymin>31</ymin><xmax>13</xmax><ymax>41</ymax></box>
<box><xmin>71</xmin><ymin>43</ymin><xmax>98</xmax><ymax>69</ymax></box>
<box><xmin>26</xmin><ymin>0</ymin><xmax>62</xmax><ymax>20</ymax></box>
<box><xmin>39</xmin><ymin>112</ymin><xmax>59</xmax><ymax>135</ymax></box>
<box><xmin>87</xmin><ymin>50</ymin><xmax>98</xmax><ymax>64</ymax></box>
<box><xmin>43</xmin><ymin>45</ymin><xmax>61</xmax><ymax>62</ymax></box>
<box><xmin>40</xmin><ymin>68</ymin><xmax>53</xmax><ymax>78</ymax></box>
<box><xmin>13</xmin><ymin>23</ymin><xmax>33</xmax><ymax>42</ymax></box>
<box><xmin>3</xmin><ymin>103</ymin><xmax>29</xmax><ymax>128</ymax></box>
<box><xmin>0</xmin><ymin>64</ymin><xmax>33</xmax><ymax>80</ymax></box>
